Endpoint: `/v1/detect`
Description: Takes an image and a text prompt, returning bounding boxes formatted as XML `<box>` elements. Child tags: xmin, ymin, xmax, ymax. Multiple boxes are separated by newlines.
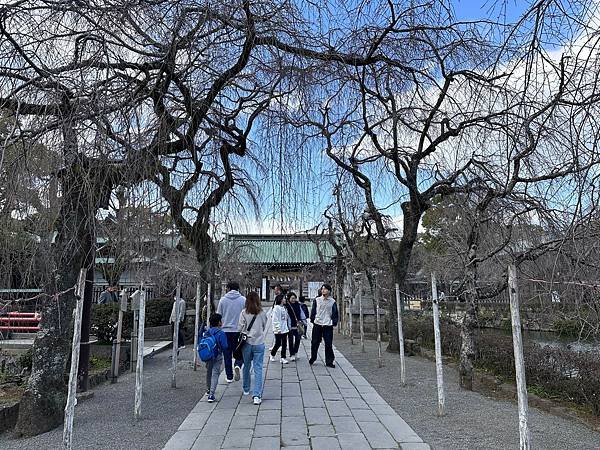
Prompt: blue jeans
<box><xmin>205</xmin><ymin>354</ymin><xmax>223</xmax><ymax>395</ymax></box>
<box><xmin>242</xmin><ymin>343</ymin><xmax>265</xmax><ymax>398</ymax></box>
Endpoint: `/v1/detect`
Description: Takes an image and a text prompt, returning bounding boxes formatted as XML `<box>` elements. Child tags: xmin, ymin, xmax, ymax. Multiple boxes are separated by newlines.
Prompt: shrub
<box><xmin>91</xmin><ymin>298</ymin><xmax>174</xmax><ymax>344</ymax></box>
<box><xmin>403</xmin><ymin>315</ymin><xmax>600</xmax><ymax>415</ymax></box>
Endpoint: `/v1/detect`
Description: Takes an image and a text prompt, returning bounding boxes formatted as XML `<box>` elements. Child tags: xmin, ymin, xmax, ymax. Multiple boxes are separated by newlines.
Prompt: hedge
<box><xmin>91</xmin><ymin>298</ymin><xmax>174</xmax><ymax>344</ymax></box>
<box><xmin>403</xmin><ymin>315</ymin><xmax>600</xmax><ymax>415</ymax></box>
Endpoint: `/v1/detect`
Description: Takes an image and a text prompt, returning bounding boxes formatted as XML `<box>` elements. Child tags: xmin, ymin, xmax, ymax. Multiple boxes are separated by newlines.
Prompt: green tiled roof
<box><xmin>222</xmin><ymin>234</ymin><xmax>338</xmax><ymax>265</ymax></box>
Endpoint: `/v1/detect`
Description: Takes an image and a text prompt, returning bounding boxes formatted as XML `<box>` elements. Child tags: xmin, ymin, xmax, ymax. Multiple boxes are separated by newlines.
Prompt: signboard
<box><xmin>307</xmin><ymin>282</ymin><xmax>323</xmax><ymax>300</ymax></box>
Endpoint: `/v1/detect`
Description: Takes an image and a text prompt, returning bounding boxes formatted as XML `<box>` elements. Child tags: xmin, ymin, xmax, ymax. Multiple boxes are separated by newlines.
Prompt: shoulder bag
<box><xmin>290</xmin><ymin>305</ymin><xmax>305</xmax><ymax>336</ymax></box>
<box><xmin>233</xmin><ymin>314</ymin><xmax>257</xmax><ymax>360</ymax></box>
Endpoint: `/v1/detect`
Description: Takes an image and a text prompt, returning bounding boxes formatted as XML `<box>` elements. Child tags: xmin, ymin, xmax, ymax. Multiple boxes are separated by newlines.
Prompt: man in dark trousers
<box><xmin>309</xmin><ymin>283</ymin><xmax>339</xmax><ymax>368</ymax></box>
<box><xmin>216</xmin><ymin>281</ymin><xmax>246</xmax><ymax>382</ymax></box>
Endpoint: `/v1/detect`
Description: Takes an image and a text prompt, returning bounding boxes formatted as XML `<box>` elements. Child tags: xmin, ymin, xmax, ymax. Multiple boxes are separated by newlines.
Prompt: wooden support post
<box><xmin>431</xmin><ymin>272</ymin><xmax>445</xmax><ymax>416</ymax></box>
<box><xmin>508</xmin><ymin>264</ymin><xmax>531</xmax><ymax>450</ymax></box>
<box><xmin>358</xmin><ymin>277</ymin><xmax>365</xmax><ymax>353</ymax></box>
<box><xmin>63</xmin><ymin>268</ymin><xmax>87</xmax><ymax>450</ymax></box>
<box><xmin>130</xmin><ymin>308</ymin><xmax>138</xmax><ymax>374</ymax></box>
<box><xmin>207</xmin><ymin>282</ymin><xmax>212</xmax><ymax>318</ymax></box>
<box><xmin>348</xmin><ymin>274</ymin><xmax>354</xmax><ymax>345</ymax></box>
<box><xmin>134</xmin><ymin>288</ymin><xmax>146</xmax><ymax>419</ymax></box>
<box><xmin>171</xmin><ymin>280</ymin><xmax>181</xmax><ymax>388</ymax></box>
<box><xmin>193</xmin><ymin>282</ymin><xmax>201</xmax><ymax>371</ymax></box>
<box><xmin>374</xmin><ymin>282</ymin><xmax>383</xmax><ymax>368</ymax></box>
<box><xmin>112</xmin><ymin>289</ymin><xmax>127</xmax><ymax>383</ymax></box>
<box><xmin>395</xmin><ymin>283</ymin><xmax>406</xmax><ymax>385</ymax></box>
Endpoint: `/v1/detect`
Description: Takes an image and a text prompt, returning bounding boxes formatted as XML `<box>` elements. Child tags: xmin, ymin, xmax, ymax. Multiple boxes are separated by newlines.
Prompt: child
<box><xmin>270</xmin><ymin>295</ymin><xmax>291</xmax><ymax>364</ymax></box>
<box><xmin>299</xmin><ymin>296</ymin><xmax>309</xmax><ymax>339</ymax></box>
<box><xmin>204</xmin><ymin>313</ymin><xmax>229</xmax><ymax>402</ymax></box>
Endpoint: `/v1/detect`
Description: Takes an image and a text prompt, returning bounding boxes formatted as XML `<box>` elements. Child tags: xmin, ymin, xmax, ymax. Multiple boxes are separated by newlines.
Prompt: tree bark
<box><xmin>15</xmin><ymin>159</ymin><xmax>95</xmax><ymax>436</ymax></box>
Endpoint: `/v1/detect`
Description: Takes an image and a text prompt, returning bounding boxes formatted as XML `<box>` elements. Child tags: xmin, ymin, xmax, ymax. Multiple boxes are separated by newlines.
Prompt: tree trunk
<box><xmin>15</xmin><ymin>161</ymin><xmax>95</xmax><ymax>436</ymax></box>
<box><xmin>387</xmin><ymin>200</ymin><xmax>423</xmax><ymax>352</ymax></box>
<box><xmin>459</xmin><ymin>297</ymin><xmax>477</xmax><ymax>390</ymax></box>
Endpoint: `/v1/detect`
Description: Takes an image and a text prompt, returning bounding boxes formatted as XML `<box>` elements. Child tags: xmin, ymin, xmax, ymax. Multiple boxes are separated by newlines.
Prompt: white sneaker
<box><xmin>253</xmin><ymin>396</ymin><xmax>262</xmax><ymax>405</ymax></box>
<box><xmin>281</xmin><ymin>358</ymin><xmax>289</xmax><ymax>364</ymax></box>
<box><xmin>289</xmin><ymin>355</ymin><xmax>296</xmax><ymax>361</ymax></box>
<box><xmin>180</xmin><ymin>345</ymin><xmax>186</xmax><ymax>349</ymax></box>
<box><xmin>269</xmin><ymin>355</ymin><xmax>276</xmax><ymax>362</ymax></box>
<box><xmin>243</xmin><ymin>390</ymin><xmax>250</xmax><ymax>395</ymax></box>
<box><xmin>234</xmin><ymin>366</ymin><xmax>241</xmax><ymax>381</ymax></box>
<box><xmin>226</xmin><ymin>378</ymin><xmax>234</xmax><ymax>383</ymax></box>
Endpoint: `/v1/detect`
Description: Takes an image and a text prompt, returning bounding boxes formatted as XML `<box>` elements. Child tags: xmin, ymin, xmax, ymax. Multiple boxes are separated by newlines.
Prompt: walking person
<box><xmin>202</xmin><ymin>313</ymin><xmax>228</xmax><ymax>402</ymax></box>
<box><xmin>285</xmin><ymin>292</ymin><xmax>303</xmax><ymax>361</ymax></box>
<box><xmin>238</xmin><ymin>292</ymin><xmax>268</xmax><ymax>405</ymax></box>
<box><xmin>270</xmin><ymin>295</ymin><xmax>290</xmax><ymax>364</ymax></box>
<box><xmin>299</xmin><ymin>297</ymin><xmax>309</xmax><ymax>339</ymax></box>
<box><xmin>170</xmin><ymin>293</ymin><xmax>186</xmax><ymax>349</ymax></box>
<box><xmin>309</xmin><ymin>283</ymin><xmax>339</xmax><ymax>368</ymax></box>
<box><xmin>217</xmin><ymin>281</ymin><xmax>246</xmax><ymax>382</ymax></box>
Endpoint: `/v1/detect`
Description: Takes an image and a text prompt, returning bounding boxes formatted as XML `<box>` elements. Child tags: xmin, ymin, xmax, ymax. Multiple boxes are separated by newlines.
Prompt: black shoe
<box><xmin>326</xmin><ymin>363</ymin><xmax>336</xmax><ymax>368</ymax></box>
<box><xmin>309</xmin><ymin>359</ymin><xmax>315</xmax><ymax>365</ymax></box>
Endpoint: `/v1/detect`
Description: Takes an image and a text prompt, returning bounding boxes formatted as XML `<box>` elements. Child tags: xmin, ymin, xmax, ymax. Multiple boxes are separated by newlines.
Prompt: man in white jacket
<box><xmin>170</xmin><ymin>294</ymin><xmax>186</xmax><ymax>348</ymax></box>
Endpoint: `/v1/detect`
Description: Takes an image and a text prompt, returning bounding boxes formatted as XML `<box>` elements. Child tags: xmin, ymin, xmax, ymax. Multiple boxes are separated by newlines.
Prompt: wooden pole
<box><xmin>171</xmin><ymin>280</ymin><xmax>181</xmax><ymax>388</ymax></box>
<box><xmin>508</xmin><ymin>264</ymin><xmax>531</xmax><ymax>450</ymax></box>
<box><xmin>193</xmin><ymin>282</ymin><xmax>201</xmax><ymax>371</ymax></box>
<box><xmin>431</xmin><ymin>272</ymin><xmax>445</xmax><ymax>416</ymax></box>
<box><xmin>348</xmin><ymin>274</ymin><xmax>354</xmax><ymax>345</ymax></box>
<box><xmin>130</xmin><ymin>305</ymin><xmax>138</xmax><ymax>373</ymax></box>
<box><xmin>112</xmin><ymin>289</ymin><xmax>127</xmax><ymax>383</ymax></box>
<box><xmin>374</xmin><ymin>282</ymin><xmax>383</xmax><ymax>368</ymax></box>
<box><xmin>358</xmin><ymin>276</ymin><xmax>365</xmax><ymax>353</ymax></box>
<box><xmin>134</xmin><ymin>287</ymin><xmax>146</xmax><ymax>419</ymax></box>
<box><xmin>207</xmin><ymin>282</ymin><xmax>212</xmax><ymax>319</ymax></box>
<box><xmin>395</xmin><ymin>283</ymin><xmax>406</xmax><ymax>385</ymax></box>
<box><xmin>63</xmin><ymin>268</ymin><xmax>87</xmax><ymax>450</ymax></box>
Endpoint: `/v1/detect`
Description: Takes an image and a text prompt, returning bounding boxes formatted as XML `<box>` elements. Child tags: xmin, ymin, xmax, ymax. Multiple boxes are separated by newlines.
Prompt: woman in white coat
<box><xmin>269</xmin><ymin>295</ymin><xmax>291</xmax><ymax>364</ymax></box>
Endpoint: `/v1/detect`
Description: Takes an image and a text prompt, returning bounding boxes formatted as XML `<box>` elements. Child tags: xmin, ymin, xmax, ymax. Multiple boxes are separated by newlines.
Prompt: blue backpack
<box><xmin>198</xmin><ymin>330</ymin><xmax>219</xmax><ymax>362</ymax></box>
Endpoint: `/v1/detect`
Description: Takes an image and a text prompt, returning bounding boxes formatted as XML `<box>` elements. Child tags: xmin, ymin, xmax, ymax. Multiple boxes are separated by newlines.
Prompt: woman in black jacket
<box><xmin>284</xmin><ymin>292</ymin><xmax>303</xmax><ymax>360</ymax></box>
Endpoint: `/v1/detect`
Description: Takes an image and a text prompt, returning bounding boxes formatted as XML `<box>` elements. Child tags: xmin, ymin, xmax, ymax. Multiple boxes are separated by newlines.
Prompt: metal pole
<box><xmin>171</xmin><ymin>280</ymin><xmax>181</xmax><ymax>388</ymax></box>
<box><xmin>63</xmin><ymin>268</ymin><xmax>86</xmax><ymax>450</ymax></box>
<box><xmin>193</xmin><ymin>282</ymin><xmax>201</xmax><ymax>371</ymax></box>
<box><xmin>508</xmin><ymin>264</ymin><xmax>531</xmax><ymax>450</ymax></box>
<box><xmin>134</xmin><ymin>288</ymin><xmax>146</xmax><ymax>419</ymax></box>
<box><xmin>431</xmin><ymin>272</ymin><xmax>445</xmax><ymax>416</ymax></box>
<box><xmin>395</xmin><ymin>283</ymin><xmax>406</xmax><ymax>385</ymax></box>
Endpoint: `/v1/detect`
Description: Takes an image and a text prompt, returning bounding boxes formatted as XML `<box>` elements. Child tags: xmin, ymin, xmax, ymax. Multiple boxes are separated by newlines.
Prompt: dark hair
<box><xmin>299</xmin><ymin>296</ymin><xmax>306</xmax><ymax>303</ymax></box>
<box><xmin>245</xmin><ymin>292</ymin><xmax>262</xmax><ymax>315</ymax></box>
<box><xmin>274</xmin><ymin>295</ymin><xmax>284</xmax><ymax>306</ymax></box>
<box><xmin>286</xmin><ymin>292</ymin><xmax>297</xmax><ymax>301</ymax></box>
<box><xmin>209</xmin><ymin>313</ymin><xmax>222</xmax><ymax>327</ymax></box>
<box><xmin>226</xmin><ymin>281</ymin><xmax>240</xmax><ymax>291</ymax></box>
<box><xmin>321</xmin><ymin>283</ymin><xmax>332</xmax><ymax>292</ymax></box>
<box><xmin>274</xmin><ymin>283</ymin><xmax>282</xmax><ymax>290</ymax></box>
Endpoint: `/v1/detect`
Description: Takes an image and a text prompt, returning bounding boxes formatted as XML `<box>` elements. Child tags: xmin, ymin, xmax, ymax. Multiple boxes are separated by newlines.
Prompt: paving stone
<box><xmin>305</xmin><ymin>407</ymin><xmax>331</xmax><ymax>425</ymax></box>
<box><xmin>250</xmin><ymin>436</ymin><xmax>281</xmax><ymax>450</ymax></box>
<box><xmin>322</xmin><ymin>391</ymin><xmax>343</xmax><ymax>401</ymax></box>
<box><xmin>190</xmin><ymin>400</ymin><xmax>217</xmax><ymax>414</ymax></box>
<box><xmin>259</xmin><ymin>398</ymin><xmax>282</xmax><ymax>410</ymax></box>
<box><xmin>221</xmin><ymin>428</ymin><xmax>253</xmax><ymax>448</ymax></box>
<box><xmin>352</xmin><ymin>408</ymin><xmax>379</xmax><ymax>422</ymax></box>
<box><xmin>229</xmin><ymin>414</ymin><xmax>257</xmax><ymax>429</ymax></box>
<box><xmin>308</xmin><ymin>424</ymin><xmax>336</xmax><ymax>437</ymax></box>
<box><xmin>358</xmin><ymin>421</ymin><xmax>397</xmax><ymax>448</ymax></box>
<box><xmin>379</xmin><ymin>414</ymin><xmax>423</xmax><ymax>443</ymax></box>
<box><xmin>282</xmin><ymin>382</ymin><xmax>302</xmax><ymax>397</ymax></box>
<box><xmin>178</xmin><ymin>412</ymin><xmax>210</xmax><ymax>431</ymax></box>
<box><xmin>331</xmin><ymin>416</ymin><xmax>361</xmax><ymax>434</ymax></box>
<box><xmin>302</xmin><ymin>390</ymin><xmax>326</xmax><ymax>408</ymax></box>
<box><xmin>369</xmin><ymin>403</ymin><xmax>397</xmax><ymax>415</ymax></box>
<box><xmin>257</xmin><ymin>409</ymin><xmax>281</xmax><ymax>425</ymax></box>
<box><xmin>338</xmin><ymin>388</ymin><xmax>361</xmax><ymax>398</ymax></box>
<box><xmin>310</xmin><ymin>436</ymin><xmax>341</xmax><ymax>449</ymax></box>
<box><xmin>253</xmin><ymin>424</ymin><xmax>281</xmax><ymax>438</ymax></box>
<box><xmin>344</xmin><ymin>397</ymin><xmax>368</xmax><ymax>410</ymax></box>
<box><xmin>337</xmin><ymin>432</ymin><xmax>372</xmax><ymax>450</ymax></box>
<box><xmin>361</xmin><ymin>392</ymin><xmax>387</xmax><ymax>405</ymax></box>
<box><xmin>190</xmin><ymin>435</ymin><xmax>224</xmax><ymax>450</ymax></box>
<box><xmin>163</xmin><ymin>430</ymin><xmax>199</xmax><ymax>450</ymax></box>
<box><xmin>236</xmin><ymin>402</ymin><xmax>261</xmax><ymax>416</ymax></box>
<box><xmin>401</xmin><ymin>443</ymin><xmax>431</xmax><ymax>450</ymax></box>
<box><xmin>326</xmin><ymin>400</ymin><xmax>352</xmax><ymax>417</ymax></box>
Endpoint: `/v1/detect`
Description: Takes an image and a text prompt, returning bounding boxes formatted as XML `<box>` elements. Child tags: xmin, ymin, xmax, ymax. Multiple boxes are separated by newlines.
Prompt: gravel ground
<box><xmin>0</xmin><ymin>347</ymin><xmax>204</xmax><ymax>450</ymax></box>
<box><xmin>333</xmin><ymin>335</ymin><xmax>600</xmax><ymax>450</ymax></box>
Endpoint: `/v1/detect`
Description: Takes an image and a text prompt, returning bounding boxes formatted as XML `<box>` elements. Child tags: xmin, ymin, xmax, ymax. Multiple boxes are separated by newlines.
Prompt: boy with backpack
<box><xmin>199</xmin><ymin>313</ymin><xmax>228</xmax><ymax>402</ymax></box>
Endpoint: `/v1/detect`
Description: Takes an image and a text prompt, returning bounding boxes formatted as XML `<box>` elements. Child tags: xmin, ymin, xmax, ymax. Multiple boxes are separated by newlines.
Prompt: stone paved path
<box><xmin>163</xmin><ymin>322</ymin><xmax>429</xmax><ymax>450</ymax></box>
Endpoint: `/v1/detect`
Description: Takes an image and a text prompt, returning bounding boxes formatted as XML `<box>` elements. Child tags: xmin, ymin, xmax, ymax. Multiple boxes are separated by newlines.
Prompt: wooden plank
<box><xmin>395</xmin><ymin>283</ymin><xmax>406</xmax><ymax>385</ymax></box>
<box><xmin>431</xmin><ymin>272</ymin><xmax>445</xmax><ymax>416</ymax></box>
<box><xmin>134</xmin><ymin>288</ymin><xmax>146</xmax><ymax>419</ymax></box>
